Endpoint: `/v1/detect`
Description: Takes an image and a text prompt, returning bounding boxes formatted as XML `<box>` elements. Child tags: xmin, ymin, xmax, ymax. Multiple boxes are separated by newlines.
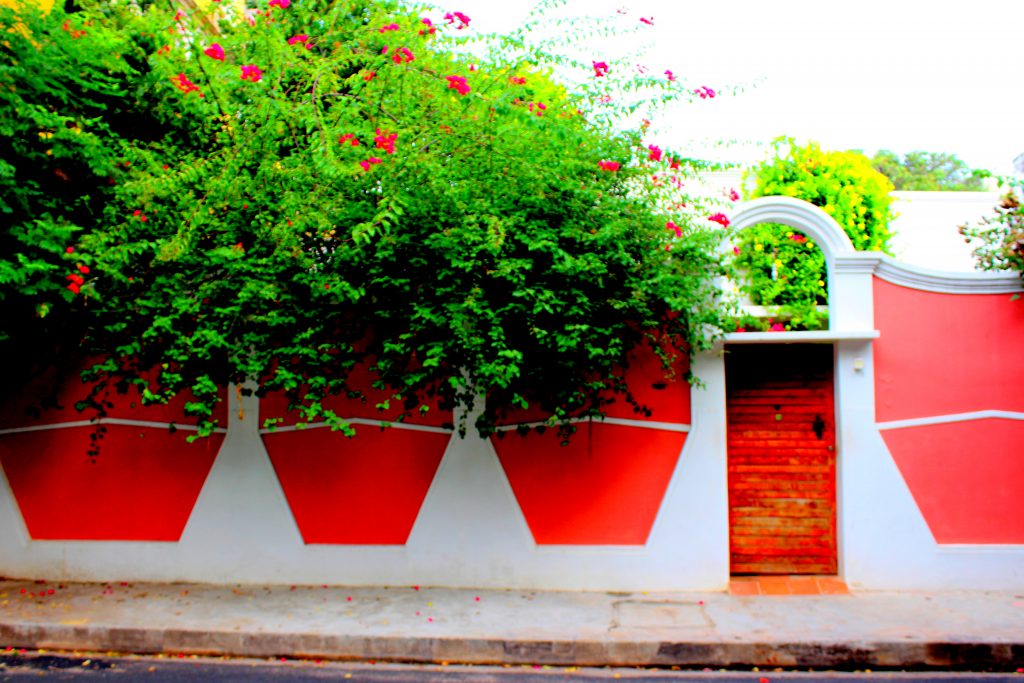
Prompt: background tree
<box><xmin>2</xmin><ymin>0</ymin><xmax>729</xmax><ymax>440</ymax></box>
<box><xmin>871</xmin><ymin>149</ymin><xmax>990</xmax><ymax>191</ymax></box>
<box><xmin>734</xmin><ymin>138</ymin><xmax>895</xmax><ymax>330</ymax></box>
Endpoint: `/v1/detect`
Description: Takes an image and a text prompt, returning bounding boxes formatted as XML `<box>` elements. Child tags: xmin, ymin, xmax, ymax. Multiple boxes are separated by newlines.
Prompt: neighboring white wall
<box><xmin>887</xmin><ymin>191</ymin><xmax>1000</xmax><ymax>272</ymax></box>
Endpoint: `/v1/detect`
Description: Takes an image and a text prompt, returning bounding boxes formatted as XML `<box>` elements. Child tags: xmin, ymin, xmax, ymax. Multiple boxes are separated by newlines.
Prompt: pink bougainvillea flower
<box><xmin>287</xmin><ymin>34</ymin><xmax>310</xmax><ymax>46</ymax></box>
<box><xmin>446</xmin><ymin>75</ymin><xmax>470</xmax><ymax>95</ymax></box>
<box><xmin>708</xmin><ymin>212</ymin><xmax>730</xmax><ymax>227</ymax></box>
<box><xmin>77</xmin><ymin>264</ymin><xmax>90</xmax><ymax>274</ymax></box>
<box><xmin>669</xmin><ymin>157</ymin><xmax>681</xmax><ymax>170</ymax></box>
<box><xmin>468</xmin><ymin>63</ymin><xmax>478</xmax><ymax>72</ymax></box>
<box><xmin>381</xmin><ymin>45</ymin><xmax>389</xmax><ymax>55</ymax></box>
<box><xmin>647</xmin><ymin>144</ymin><xmax>663</xmax><ymax>162</ymax></box>
<box><xmin>419</xmin><ymin>17</ymin><xmax>436</xmax><ymax>35</ymax></box>
<box><xmin>374</xmin><ymin>129</ymin><xmax>397</xmax><ymax>154</ymax></box>
<box><xmin>444</xmin><ymin>11</ymin><xmax>471</xmax><ymax>29</ymax></box>
<box><xmin>639</xmin><ymin>16</ymin><xmax>654</xmax><ymax>25</ymax></box>
<box><xmin>735</xmin><ymin>326</ymin><xmax>747</xmax><ymax>333</ymax></box>
<box><xmin>769</xmin><ymin>322</ymin><xmax>786</xmax><ymax>332</ymax></box>
<box><xmin>338</xmin><ymin>133</ymin><xmax>360</xmax><ymax>147</ymax></box>
<box><xmin>391</xmin><ymin>46</ymin><xmax>414</xmax><ymax>63</ymax></box>
<box><xmin>268</xmin><ymin>0</ymin><xmax>290</xmax><ymax>8</ymax></box>
<box><xmin>171</xmin><ymin>73</ymin><xmax>203</xmax><ymax>97</ymax></box>
<box><xmin>592</xmin><ymin>60</ymin><xmax>609</xmax><ymax>77</ymax></box>
<box><xmin>733</xmin><ymin>245</ymin><xmax>741</xmax><ymax>255</ymax></box>
<box><xmin>510</xmin><ymin>76</ymin><xmax>526</xmax><ymax>85</ymax></box>
<box><xmin>789</xmin><ymin>233</ymin><xmax>808</xmax><ymax>243</ymax></box>
<box><xmin>359</xmin><ymin>157</ymin><xmax>383</xmax><ymax>172</ymax></box>
<box><xmin>203</xmin><ymin>43</ymin><xmax>225</xmax><ymax>61</ymax></box>
<box><xmin>666</xmin><ymin>220</ymin><xmax>683</xmax><ymax>238</ymax></box>
<box><xmin>598</xmin><ymin>160</ymin><xmax>620</xmax><ymax>172</ymax></box>
<box><xmin>694</xmin><ymin>85</ymin><xmax>716</xmax><ymax>99</ymax></box>
<box><xmin>379</xmin><ymin>23</ymin><xmax>400</xmax><ymax>32</ymax></box>
<box><xmin>240</xmin><ymin>64</ymin><xmax>263</xmax><ymax>82</ymax></box>
<box><xmin>728</xmin><ymin>188</ymin><xmax>740</xmax><ymax>202</ymax></box>
<box><xmin>665</xmin><ymin>69</ymin><xmax>676</xmax><ymax>82</ymax></box>
<box><xmin>528</xmin><ymin>101</ymin><xmax>547</xmax><ymax>116</ymax></box>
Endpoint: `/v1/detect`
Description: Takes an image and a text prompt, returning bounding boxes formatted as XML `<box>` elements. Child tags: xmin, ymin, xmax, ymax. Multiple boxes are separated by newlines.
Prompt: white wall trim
<box><xmin>877</xmin><ymin>410</ymin><xmax>1024</xmax><ymax>430</ymax></box>
<box><xmin>730</xmin><ymin>196</ymin><xmax>855</xmax><ymax>258</ymax></box>
<box><xmin>0</xmin><ymin>418</ymin><xmax>228</xmax><ymax>435</ymax></box>
<box><xmin>722</xmin><ymin>330</ymin><xmax>878</xmax><ymax>344</ymax></box>
<box><xmin>874</xmin><ymin>257</ymin><xmax>1022</xmax><ymax>294</ymax></box>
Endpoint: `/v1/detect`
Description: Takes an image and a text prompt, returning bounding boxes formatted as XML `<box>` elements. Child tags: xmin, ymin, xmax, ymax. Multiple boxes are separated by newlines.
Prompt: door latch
<box><xmin>812</xmin><ymin>414</ymin><xmax>826</xmax><ymax>440</ymax></box>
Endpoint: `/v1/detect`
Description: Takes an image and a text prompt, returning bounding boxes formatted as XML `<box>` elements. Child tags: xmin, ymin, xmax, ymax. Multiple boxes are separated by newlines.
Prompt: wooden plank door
<box><xmin>726</xmin><ymin>344</ymin><xmax>837</xmax><ymax>575</ymax></box>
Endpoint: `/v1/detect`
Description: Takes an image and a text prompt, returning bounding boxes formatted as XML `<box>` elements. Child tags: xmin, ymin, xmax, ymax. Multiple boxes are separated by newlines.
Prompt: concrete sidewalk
<box><xmin>0</xmin><ymin>580</ymin><xmax>1022</xmax><ymax>670</ymax></box>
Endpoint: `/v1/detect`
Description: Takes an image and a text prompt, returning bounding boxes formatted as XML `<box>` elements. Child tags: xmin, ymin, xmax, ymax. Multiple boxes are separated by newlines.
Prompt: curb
<box><xmin>2</xmin><ymin>622</ymin><xmax>1022</xmax><ymax>670</ymax></box>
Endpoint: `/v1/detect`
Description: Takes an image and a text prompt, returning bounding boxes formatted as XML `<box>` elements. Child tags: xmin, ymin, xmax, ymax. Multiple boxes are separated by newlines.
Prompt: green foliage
<box><xmin>2</xmin><ymin>0</ymin><xmax>729</xmax><ymax>439</ymax></box>
<box><xmin>872</xmin><ymin>149</ymin><xmax>990</xmax><ymax>192</ymax></box>
<box><xmin>735</xmin><ymin>138</ymin><xmax>895</xmax><ymax>330</ymax></box>
<box><xmin>959</xmin><ymin>183</ymin><xmax>1024</xmax><ymax>274</ymax></box>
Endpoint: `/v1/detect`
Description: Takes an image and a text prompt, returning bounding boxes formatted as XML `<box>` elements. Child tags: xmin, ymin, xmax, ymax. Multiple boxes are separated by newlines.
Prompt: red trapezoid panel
<box><xmin>0</xmin><ymin>426</ymin><xmax>223</xmax><ymax>541</ymax></box>
<box><xmin>261</xmin><ymin>426</ymin><xmax>450</xmax><ymax>544</ymax></box>
<box><xmin>882</xmin><ymin>419</ymin><xmax>1024</xmax><ymax>543</ymax></box>
<box><xmin>259</xmin><ymin>359</ymin><xmax>452</xmax><ymax>429</ymax></box>
<box><xmin>492</xmin><ymin>423</ymin><xmax>686</xmax><ymax>545</ymax></box>
<box><xmin>497</xmin><ymin>339</ymin><xmax>691</xmax><ymax>426</ymax></box>
<box><xmin>0</xmin><ymin>359</ymin><xmax>228</xmax><ymax>430</ymax></box>
<box><xmin>873</xmin><ymin>278</ymin><xmax>1024</xmax><ymax>422</ymax></box>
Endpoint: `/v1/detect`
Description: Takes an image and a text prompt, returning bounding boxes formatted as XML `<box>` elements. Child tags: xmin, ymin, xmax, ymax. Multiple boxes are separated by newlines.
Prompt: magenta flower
<box><xmin>379</xmin><ymin>23</ymin><xmax>400</xmax><ymax>32</ymax></box>
<box><xmin>647</xmin><ymin>144</ymin><xmax>663</xmax><ymax>162</ymax></box>
<box><xmin>446</xmin><ymin>75</ymin><xmax>470</xmax><ymax>95</ymax></box>
<box><xmin>444</xmin><ymin>11</ymin><xmax>471</xmax><ymax>29</ymax></box>
<box><xmin>510</xmin><ymin>76</ymin><xmax>526</xmax><ymax>85</ymax></box>
<box><xmin>240</xmin><ymin>65</ymin><xmax>263</xmax><ymax>82</ymax></box>
<box><xmin>665</xmin><ymin>70</ymin><xmax>676</xmax><ymax>82</ymax></box>
<box><xmin>359</xmin><ymin>157</ymin><xmax>383</xmax><ymax>172</ymax></box>
<box><xmin>391</xmin><ymin>46</ymin><xmax>414</xmax><ymax>63</ymax></box>
<box><xmin>694</xmin><ymin>86</ymin><xmax>716</xmax><ymax>99</ymax></box>
<box><xmin>592</xmin><ymin>61</ymin><xmax>609</xmax><ymax>77</ymax></box>
<box><xmin>708</xmin><ymin>212</ymin><xmax>730</xmax><ymax>227</ymax></box>
<box><xmin>338</xmin><ymin>133</ymin><xmax>360</xmax><ymax>147</ymax></box>
<box><xmin>639</xmin><ymin>16</ymin><xmax>654</xmax><ymax>25</ymax></box>
<box><xmin>288</xmin><ymin>34</ymin><xmax>310</xmax><ymax>46</ymax></box>
<box><xmin>171</xmin><ymin>73</ymin><xmax>202</xmax><ymax>96</ymax></box>
<box><xmin>789</xmin><ymin>233</ymin><xmax>808</xmax><ymax>243</ymax></box>
<box><xmin>666</xmin><ymin>220</ymin><xmax>682</xmax><ymax>237</ymax></box>
<box><xmin>268</xmin><ymin>0</ymin><xmax>290</xmax><ymax>8</ymax></box>
<box><xmin>598</xmin><ymin>160</ymin><xmax>620</xmax><ymax>172</ymax></box>
<box><xmin>203</xmin><ymin>43</ymin><xmax>225</xmax><ymax>61</ymax></box>
<box><xmin>728</xmin><ymin>188</ymin><xmax>740</xmax><ymax>202</ymax></box>
<box><xmin>420</xmin><ymin>17</ymin><xmax>436</xmax><ymax>35</ymax></box>
<box><xmin>769</xmin><ymin>322</ymin><xmax>786</xmax><ymax>332</ymax></box>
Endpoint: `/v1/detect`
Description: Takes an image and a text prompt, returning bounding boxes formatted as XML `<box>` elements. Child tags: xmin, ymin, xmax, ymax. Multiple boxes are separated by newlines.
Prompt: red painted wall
<box><xmin>873</xmin><ymin>277</ymin><xmax>1024</xmax><ymax>544</ymax></box>
<box><xmin>492</xmin><ymin>341</ymin><xmax>690</xmax><ymax>545</ymax></box>
<box><xmin>873</xmin><ymin>278</ymin><xmax>1024</xmax><ymax>422</ymax></box>
<box><xmin>882</xmin><ymin>420</ymin><xmax>1024</xmax><ymax>543</ymax></box>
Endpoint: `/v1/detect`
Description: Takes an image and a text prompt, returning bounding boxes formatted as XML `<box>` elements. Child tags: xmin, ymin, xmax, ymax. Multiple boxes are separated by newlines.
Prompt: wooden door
<box><xmin>726</xmin><ymin>344</ymin><xmax>837</xmax><ymax>575</ymax></box>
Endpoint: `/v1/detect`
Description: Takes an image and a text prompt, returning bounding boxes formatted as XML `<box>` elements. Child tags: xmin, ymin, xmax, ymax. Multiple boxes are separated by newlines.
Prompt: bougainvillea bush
<box><xmin>959</xmin><ymin>184</ymin><xmax>1024</xmax><ymax>276</ymax></box>
<box><xmin>734</xmin><ymin>138</ymin><xmax>895</xmax><ymax>330</ymax></box>
<box><xmin>1</xmin><ymin>0</ymin><xmax>730</xmax><ymax>439</ymax></box>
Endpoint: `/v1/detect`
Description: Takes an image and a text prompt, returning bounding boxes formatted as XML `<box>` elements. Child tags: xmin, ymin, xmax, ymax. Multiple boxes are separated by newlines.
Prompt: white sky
<box><xmin>453</xmin><ymin>0</ymin><xmax>1024</xmax><ymax>176</ymax></box>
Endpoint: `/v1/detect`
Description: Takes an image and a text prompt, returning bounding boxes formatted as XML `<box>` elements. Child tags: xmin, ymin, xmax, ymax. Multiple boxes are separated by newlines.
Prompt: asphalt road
<box><xmin>1</xmin><ymin>653</ymin><xmax>1022</xmax><ymax>682</ymax></box>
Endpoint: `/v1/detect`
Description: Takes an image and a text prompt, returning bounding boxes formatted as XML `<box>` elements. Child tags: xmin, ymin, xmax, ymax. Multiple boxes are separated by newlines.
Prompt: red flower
<box><xmin>339</xmin><ymin>133</ymin><xmax>360</xmax><ymax>147</ymax></box>
<box><xmin>669</xmin><ymin>157</ymin><xmax>681</xmax><ymax>170</ymax></box>
<box><xmin>592</xmin><ymin>61</ymin><xmax>609</xmax><ymax>77</ymax></box>
<box><xmin>240</xmin><ymin>65</ymin><xmax>263</xmax><ymax>82</ymax></box>
<box><xmin>528</xmin><ymin>101</ymin><xmax>546</xmax><ymax>116</ymax></box>
<box><xmin>268</xmin><ymin>0</ymin><xmax>290</xmax><ymax>8</ymax></box>
<box><xmin>666</xmin><ymin>220</ymin><xmax>682</xmax><ymax>237</ymax></box>
<box><xmin>171</xmin><ymin>73</ymin><xmax>202</xmax><ymax>96</ymax></box>
<box><xmin>444</xmin><ymin>11</ymin><xmax>471</xmax><ymax>29</ymax></box>
<box><xmin>65</xmin><ymin>246</ymin><xmax>74</xmax><ymax>254</ymax></box>
<box><xmin>769</xmin><ymin>323</ymin><xmax>786</xmax><ymax>332</ymax></box>
<box><xmin>647</xmin><ymin>144</ymin><xmax>663</xmax><ymax>162</ymax></box>
<box><xmin>362</xmin><ymin>70</ymin><xmax>376</xmax><ymax>81</ymax></box>
<box><xmin>446</xmin><ymin>75</ymin><xmax>470</xmax><ymax>95</ymax></box>
<box><xmin>665</xmin><ymin>69</ymin><xmax>676</xmax><ymax>82</ymax></box>
<box><xmin>419</xmin><ymin>18</ymin><xmax>436</xmax><ymax>35</ymax></box>
<box><xmin>598</xmin><ymin>160</ymin><xmax>620</xmax><ymax>172</ymax></box>
<box><xmin>789</xmin><ymin>233</ymin><xmax>808</xmax><ymax>243</ymax></box>
<box><xmin>639</xmin><ymin>16</ymin><xmax>654</xmax><ymax>25</ymax></box>
<box><xmin>509</xmin><ymin>76</ymin><xmax>526</xmax><ymax>85</ymax></box>
<box><xmin>374</xmin><ymin>129</ymin><xmax>397</xmax><ymax>154</ymax></box>
<box><xmin>203</xmin><ymin>43</ymin><xmax>225</xmax><ymax>61</ymax></box>
<box><xmin>379</xmin><ymin>23</ymin><xmax>400</xmax><ymax>33</ymax></box>
<box><xmin>728</xmin><ymin>188</ymin><xmax>740</xmax><ymax>202</ymax></box>
<box><xmin>288</xmin><ymin>34</ymin><xmax>310</xmax><ymax>46</ymax></box>
<box><xmin>708</xmin><ymin>212</ymin><xmax>730</xmax><ymax>227</ymax></box>
<box><xmin>77</xmin><ymin>264</ymin><xmax>90</xmax><ymax>274</ymax></box>
<box><xmin>694</xmin><ymin>86</ymin><xmax>716</xmax><ymax>99</ymax></box>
